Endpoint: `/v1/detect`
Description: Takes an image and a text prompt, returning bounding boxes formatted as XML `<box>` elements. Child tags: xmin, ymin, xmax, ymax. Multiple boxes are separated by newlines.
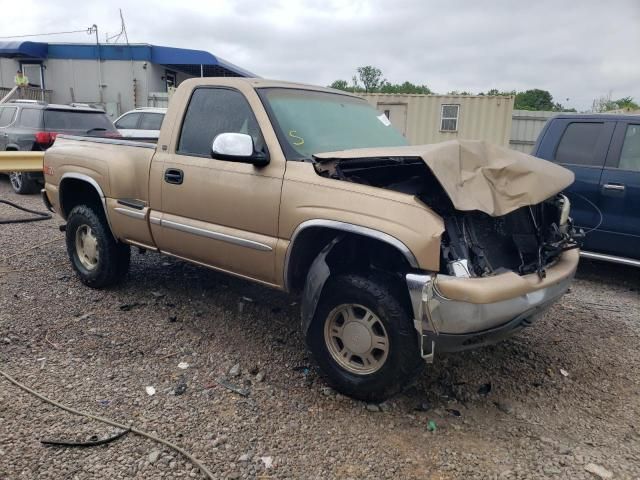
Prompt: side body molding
<box><xmin>284</xmin><ymin>219</ymin><xmax>420</xmax><ymax>292</ymax></box>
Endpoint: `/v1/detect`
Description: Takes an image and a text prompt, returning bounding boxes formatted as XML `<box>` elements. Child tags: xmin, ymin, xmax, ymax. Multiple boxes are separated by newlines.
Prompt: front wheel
<box><xmin>307</xmin><ymin>274</ymin><xmax>424</xmax><ymax>402</ymax></box>
<box><xmin>9</xmin><ymin>172</ymin><xmax>39</xmax><ymax>194</ymax></box>
<box><xmin>65</xmin><ymin>205</ymin><xmax>130</xmax><ymax>288</ymax></box>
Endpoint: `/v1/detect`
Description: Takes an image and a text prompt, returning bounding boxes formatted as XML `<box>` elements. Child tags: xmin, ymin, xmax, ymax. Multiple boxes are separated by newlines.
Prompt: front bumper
<box><xmin>406</xmin><ymin>249</ymin><xmax>579</xmax><ymax>359</ymax></box>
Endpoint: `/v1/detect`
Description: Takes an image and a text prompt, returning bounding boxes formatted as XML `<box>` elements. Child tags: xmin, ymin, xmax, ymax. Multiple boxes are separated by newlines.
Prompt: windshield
<box><xmin>260</xmin><ymin>88</ymin><xmax>408</xmax><ymax>160</ymax></box>
<box><xmin>43</xmin><ymin>110</ymin><xmax>117</xmax><ymax>135</ymax></box>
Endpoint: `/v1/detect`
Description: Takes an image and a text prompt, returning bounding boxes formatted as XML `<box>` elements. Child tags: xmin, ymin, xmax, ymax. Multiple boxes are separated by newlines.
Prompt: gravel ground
<box><xmin>1</xmin><ymin>177</ymin><xmax>639</xmax><ymax>479</ymax></box>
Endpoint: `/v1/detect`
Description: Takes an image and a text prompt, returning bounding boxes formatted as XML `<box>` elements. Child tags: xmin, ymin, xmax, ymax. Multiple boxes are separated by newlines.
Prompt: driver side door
<box><xmin>153</xmin><ymin>87</ymin><xmax>285</xmax><ymax>285</ymax></box>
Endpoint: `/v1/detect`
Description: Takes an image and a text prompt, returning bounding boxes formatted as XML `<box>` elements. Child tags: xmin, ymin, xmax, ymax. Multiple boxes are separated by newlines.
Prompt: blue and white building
<box><xmin>0</xmin><ymin>41</ymin><xmax>255</xmax><ymax>118</ymax></box>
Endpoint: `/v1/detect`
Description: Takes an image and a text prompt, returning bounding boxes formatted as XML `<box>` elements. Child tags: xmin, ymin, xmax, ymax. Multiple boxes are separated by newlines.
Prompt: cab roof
<box><xmin>178</xmin><ymin>77</ymin><xmax>361</xmax><ymax>98</ymax></box>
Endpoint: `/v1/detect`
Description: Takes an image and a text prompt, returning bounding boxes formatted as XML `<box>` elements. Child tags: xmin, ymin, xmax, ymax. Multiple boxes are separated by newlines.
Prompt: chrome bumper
<box><xmin>406</xmin><ymin>256</ymin><xmax>577</xmax><ymax>360</ymax></box>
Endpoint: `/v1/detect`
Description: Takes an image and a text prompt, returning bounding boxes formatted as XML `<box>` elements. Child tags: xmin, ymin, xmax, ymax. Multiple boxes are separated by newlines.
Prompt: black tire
<box><xmin>65</xmin><ymin>205</ymin><xmax>130</xmax><ymax>288</ymax></box>
<box><xmin>307</xmin><ymin>274</ymin><xmax>424</xmax><ymax>402</ymax></box>
<box><xmin>9</xmin><ymin>172</ymin><xmax>39</xmax><ymax>195</ymax></box>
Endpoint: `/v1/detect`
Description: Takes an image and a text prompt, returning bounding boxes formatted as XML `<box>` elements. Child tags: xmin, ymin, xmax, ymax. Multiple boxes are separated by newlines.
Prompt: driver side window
<box><xmin>177</xmin><ymin>88</ymin><xmax>265</xmax><ymax>157</ymax></box>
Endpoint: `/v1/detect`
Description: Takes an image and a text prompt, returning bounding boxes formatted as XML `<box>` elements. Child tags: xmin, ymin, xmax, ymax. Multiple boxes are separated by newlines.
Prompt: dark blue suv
<box><xmin>533</xmin><ymin>115</ymin><xmax>640</xmax><ymax>267</ymax></box>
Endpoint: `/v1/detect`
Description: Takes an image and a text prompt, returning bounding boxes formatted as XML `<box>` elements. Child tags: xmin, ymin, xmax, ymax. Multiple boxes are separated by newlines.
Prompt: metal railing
<box><xmin>147</xmin><ymin>92</ymin><xmax>169</xmax><ymax>108</ymax></box>
<box><xmin>0</xmin><ymin>151</ymin><xmax>44</xmax><ymax>173</ymax></box>
<box><xmin>0</xmin><ymin>86</ymin><xmax>53</xmax><ymax>104</ymax></box>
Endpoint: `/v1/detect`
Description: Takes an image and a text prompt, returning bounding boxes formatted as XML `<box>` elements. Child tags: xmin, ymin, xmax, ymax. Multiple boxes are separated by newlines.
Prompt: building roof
<box><xmin>0</xmin><ymin>41</ymin><xmax>48</xmax><ymax>59</ymax></box>
<box><xmin>0</xmin><ymin>41</ymin><xmax>255</xmax><ymax>77</ymax></box>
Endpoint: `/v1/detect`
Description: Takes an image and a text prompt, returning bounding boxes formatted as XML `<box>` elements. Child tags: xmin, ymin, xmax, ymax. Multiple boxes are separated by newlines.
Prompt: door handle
<box><xmin>602</xmin><ymin>183</ymin><xmax>625</xmax><ymax>192</ymax></box>
<box><xmin>164</xmin><ymin>168</ymin><xmax>184</xmax><ymax>185</ymax></box>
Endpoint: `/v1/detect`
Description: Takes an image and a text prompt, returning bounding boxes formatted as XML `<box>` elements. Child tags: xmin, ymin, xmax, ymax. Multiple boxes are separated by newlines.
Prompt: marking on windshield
<box><xmin>288</xmin><ymin>130</ymin><xmax>305</xmax><ymax>146</ymax></box>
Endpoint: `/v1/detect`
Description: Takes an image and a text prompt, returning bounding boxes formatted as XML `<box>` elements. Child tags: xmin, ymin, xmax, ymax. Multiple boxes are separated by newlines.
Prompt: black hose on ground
<box><xmin>0</xmin><ymin>369</ymin><xmax>216</xmax><ymax>479</ymax></box>
<box><xmin>41</xmin><ymin>429</ymin><xmax>131</xmax><ymax>448</ymax></box>
<box><xmin>0</xmin><ymin>198</ymin><xmax>52</xmax><ymax>224</ymax></box>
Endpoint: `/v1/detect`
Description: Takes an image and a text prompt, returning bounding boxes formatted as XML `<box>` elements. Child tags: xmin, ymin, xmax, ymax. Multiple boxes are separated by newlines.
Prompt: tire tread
<box><xmin>65</xmin><ymin>205</ymin><xmax>130</xmax><ymax>288</ymax></box>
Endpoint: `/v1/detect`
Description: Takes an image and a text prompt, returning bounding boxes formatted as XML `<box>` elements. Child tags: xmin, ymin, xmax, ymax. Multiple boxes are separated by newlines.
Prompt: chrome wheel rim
<box><xmin>324</xmin><ymin>304</ymin><xmax>389</xmax><ymax>375</ymax></box>
<box><xmin>75</xmin><ymin>225</ymin><xmax>99</xmax><ymax>270</ymax></box>
<box><xmin>9</xmin><ymin>172</ymin><xmax>22</xmax><ymax>191</ymax></box>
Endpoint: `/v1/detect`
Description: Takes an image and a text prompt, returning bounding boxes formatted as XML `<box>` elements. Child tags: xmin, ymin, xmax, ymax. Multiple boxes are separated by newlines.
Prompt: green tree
<box><xmin>553</xmin><ymin>102</ymin><xmax>576</xmax><ymax>112</ymax></box>
<box><xmin>614</xmin><ymin>96</ymin><xmax>639</xmax><ymax>110</ymax></box>
<box><xmin>379</xmin><ymin>81</ymin><xmax>432</xmax><ymax>94</ymax></box>
<box><xmin>328</xmin><ymin>79</ymin><xmax>351</xmax><ymax>91</ymax></box>
<box><xmin>596</xmin><ymin>96</ymin><xmax>639</xmax><ymax>111</ymax></box>
<box><xmin>591</xmin><ymin>94</ymin><xmax>639</xmax><ymax>112</ymax></box>
<box><xmin>482</xmin><ymin>88</ymin><xmax>516</xmax><ymax>96</ymax></box>
<box><xmin>330</xmin><ymin>67</ymin><xmax>433</xmax><ymax>95</ymax></box>
<box><xmin>357</xmin><ymin>65</ymin><xmax>385</xmax><ymax>93</ymax></box>
<box><xmin>514</xmin><ymin>89</ymin><xmax>555</xmax><ymax>111</ymax></box>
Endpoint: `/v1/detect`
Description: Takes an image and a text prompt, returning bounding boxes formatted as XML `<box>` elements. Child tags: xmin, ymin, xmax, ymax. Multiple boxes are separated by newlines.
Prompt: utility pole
<box><xmin>89</xmin><ymin>24</ymin><xmax>103</xmax><ymax>104</ymax></box>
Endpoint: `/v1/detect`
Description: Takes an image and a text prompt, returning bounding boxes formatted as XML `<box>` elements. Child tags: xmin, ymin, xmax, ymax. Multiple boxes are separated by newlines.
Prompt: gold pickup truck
<box><xmin>42</xmin><ymin>78</ymin><xmax>580</xmax><ymax>401</ymax></box>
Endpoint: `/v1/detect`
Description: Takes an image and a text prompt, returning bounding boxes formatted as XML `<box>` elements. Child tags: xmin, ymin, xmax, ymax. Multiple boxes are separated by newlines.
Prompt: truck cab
<box><xmin>533</xmin><ymin>115</ymin><xmax>640</xmax><ymax>266</ymax></box>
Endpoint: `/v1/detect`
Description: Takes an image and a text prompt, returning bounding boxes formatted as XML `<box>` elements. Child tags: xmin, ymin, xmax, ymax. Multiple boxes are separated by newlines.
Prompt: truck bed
<box><xmin>44</xmin><ymin>135</ymin><xmax>159</xmax><ymax>249</ymax></box>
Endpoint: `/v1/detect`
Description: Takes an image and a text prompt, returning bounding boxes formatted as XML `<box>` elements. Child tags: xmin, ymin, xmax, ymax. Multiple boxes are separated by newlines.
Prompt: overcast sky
<box><xmin>2</xmin><ymin>0</ymin><xmax>639</xmax><ymax>110</ymax></box>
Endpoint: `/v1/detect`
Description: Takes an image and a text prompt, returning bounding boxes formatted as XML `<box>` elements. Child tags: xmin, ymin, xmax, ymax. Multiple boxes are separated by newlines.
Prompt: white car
<box><xmin>114</xmin><ymin>107</ymin><xmax>166</xmax><ymax>141</ymax></box>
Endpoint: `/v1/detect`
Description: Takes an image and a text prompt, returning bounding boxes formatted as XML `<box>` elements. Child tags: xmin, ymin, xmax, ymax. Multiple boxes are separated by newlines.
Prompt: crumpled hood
<box><xmin>314</xmin><ymin>139</ymin><xmax>575</xmax><ymax>216</ymax></box>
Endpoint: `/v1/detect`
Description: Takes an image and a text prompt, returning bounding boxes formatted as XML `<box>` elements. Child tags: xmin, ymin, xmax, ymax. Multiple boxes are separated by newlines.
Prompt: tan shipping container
<box><xmin>360</xmin><ymin>93</ymin><xmax>515</xmax><ymax>146</ymax></box>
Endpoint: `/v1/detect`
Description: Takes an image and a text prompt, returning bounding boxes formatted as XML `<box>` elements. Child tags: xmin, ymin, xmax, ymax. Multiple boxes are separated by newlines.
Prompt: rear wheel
<box><xmin>9</xmin><ymin>172</ymin><xmax>38</xmax><ymax>194</ymax></box>
<box><xmin>66</xmin><ymin>205</ymin><xmax>130</xmax><ymax>288</ymax></box>
<box><xmin>308</xmin><ymin>274</ymin><xmax>424</xmax><ymax>402</ymax></box>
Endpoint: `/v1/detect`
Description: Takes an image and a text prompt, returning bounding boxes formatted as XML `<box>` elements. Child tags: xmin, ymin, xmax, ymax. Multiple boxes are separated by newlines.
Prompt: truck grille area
<box><xmin>440</xmin><ymin>205</ymin><xmax>561</xmax><ymax>277</ymax></box>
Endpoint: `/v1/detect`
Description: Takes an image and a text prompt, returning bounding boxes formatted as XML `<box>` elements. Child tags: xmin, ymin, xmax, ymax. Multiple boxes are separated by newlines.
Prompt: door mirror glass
<box><xmin>211</xmin><ymin>132</ymin><xmax>269</xmax><ymax>166</ymax></box>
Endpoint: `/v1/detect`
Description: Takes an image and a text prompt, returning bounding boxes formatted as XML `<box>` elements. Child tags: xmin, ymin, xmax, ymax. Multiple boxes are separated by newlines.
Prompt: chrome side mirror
<box><xmin>211</xmin><ymin>132</ymin><xmax>269</xmax><ymax>166</ymax></box>
<box><xmin>211</xmin><ymin>132</ymin><xmax>253</xmax><ymax>158</ymax></box>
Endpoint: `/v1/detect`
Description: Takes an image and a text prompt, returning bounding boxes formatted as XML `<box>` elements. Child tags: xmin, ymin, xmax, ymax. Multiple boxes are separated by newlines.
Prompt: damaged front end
<box><xmin>436</xmin><ymin>193</ymin><xmax>577</xmax><ymax>280</ymax></box>
<box><xmin>314</xmin><ymin>141</ymin><xmax>581</xmax><ymax>358</ymax></box>
<box><xmin>314</xmin><ymin>153</ymin><xmax>579</xmax><ymax>279</ymax></box>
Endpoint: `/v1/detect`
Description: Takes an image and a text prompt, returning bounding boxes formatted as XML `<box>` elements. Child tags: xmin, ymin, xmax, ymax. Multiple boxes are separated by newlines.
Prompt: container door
<box><xmin>377</xmin><ymin>103</ymin><xmax>407</xmax><ymax>136</ymax></box>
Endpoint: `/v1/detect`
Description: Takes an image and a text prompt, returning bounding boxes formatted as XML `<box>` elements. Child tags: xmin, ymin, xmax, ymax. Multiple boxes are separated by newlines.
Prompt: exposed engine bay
<box><xmin>315</xmin><ymin>156</ymin><xmax>580</xmax><ymax>278</ymax></box>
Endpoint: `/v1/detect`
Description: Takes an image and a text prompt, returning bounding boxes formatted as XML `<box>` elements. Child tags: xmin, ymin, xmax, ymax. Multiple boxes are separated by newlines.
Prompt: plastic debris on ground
<box><xmin>217</xmin><ymin>378</ymin><xmax>249</xmax><ymax>397</ymax></box>
<box><xmin>584</xmin><ymin>463</ymin><xmax>613</xmax><ymax>479</ymax></box>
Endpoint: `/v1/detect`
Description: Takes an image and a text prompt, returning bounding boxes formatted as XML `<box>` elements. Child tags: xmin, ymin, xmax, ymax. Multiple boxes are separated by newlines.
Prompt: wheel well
<box><xmin>286</xmin><ymin>227</ymin><xmax>413</xmax><ymax>294</ymax></box>
<box><xmin>59</xmin><ymin>178</ymin><xmax>104</xmax><ymax>219</ymax></box>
